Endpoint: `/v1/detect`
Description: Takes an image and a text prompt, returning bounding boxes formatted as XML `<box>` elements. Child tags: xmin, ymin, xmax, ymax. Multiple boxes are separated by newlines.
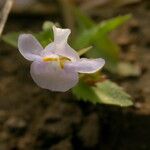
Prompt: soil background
<box><xmin>0</xmin><ymin>0</ymin><xmax>150</xmax><ymax>150</ymax></box>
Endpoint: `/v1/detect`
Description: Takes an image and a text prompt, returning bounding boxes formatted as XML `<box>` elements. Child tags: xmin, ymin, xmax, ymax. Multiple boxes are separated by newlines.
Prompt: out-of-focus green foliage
<box><xmin>78</xmin><ymin>46</ymin><xmax>93</xmax><ymax>56</ymax></box>
<box><xmin>36</xmin><ymin>30</ymin><xmax>53</xmax><ymax>47</ymax></box>
<box><xmin>1</xmin><ymin>20</ymin><xmax>54</xmax><ymax>48</ymax></box>
<box><xmin>73</xmin><ymin>10</ymin><xmax>131</xmax><ymax>71</ymax></box>
<box><xmin>2</xmin><ymin>30</ymin><xmax>53</xmax><ymax>48</ymax></box>
<box><xmin>72</xmin><ymin>80</ymin><xmax>100</xmax><ymax>104</ymax></box>
<box><xmin>2</xmin><ymin>32</ymin><xmax>20</xmax><ymax>47</ymax></box>
<box><xmin>72</xmin><ymin>80</ymin><xmax>133</xmax><ymax>107</ymax></box>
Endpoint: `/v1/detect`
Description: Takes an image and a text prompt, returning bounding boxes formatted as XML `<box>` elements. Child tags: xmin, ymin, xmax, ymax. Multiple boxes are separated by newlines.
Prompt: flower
<box><xmin>18</xmin><ymin>26</ymin><xmax>105</xmax><ymax>92</ymax></box>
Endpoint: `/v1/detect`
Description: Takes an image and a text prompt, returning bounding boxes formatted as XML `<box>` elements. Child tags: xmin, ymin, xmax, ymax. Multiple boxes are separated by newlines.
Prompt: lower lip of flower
<box><xmin>43</xmin><ymin>56</ymin><xmax>70</xmax><ymax>69</ymax></box>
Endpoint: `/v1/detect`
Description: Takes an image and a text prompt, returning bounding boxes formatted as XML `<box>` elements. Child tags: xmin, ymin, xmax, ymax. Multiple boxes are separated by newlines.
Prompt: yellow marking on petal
<box><xmin>43</xmin><ymin>57</ymin><xmax>58</xmax><ymax>62</ymax></box>
<box><xmin>43</xmin><ymin>56</ymin><xmax>71</xmax><ymax>69</ymax></box>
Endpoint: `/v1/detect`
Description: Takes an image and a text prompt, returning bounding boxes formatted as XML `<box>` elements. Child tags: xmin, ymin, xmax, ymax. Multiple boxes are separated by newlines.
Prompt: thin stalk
<box><xmin>0</xmin><ymin>0</ymin><xmax>14</xmax><ymax>36</ymax></box>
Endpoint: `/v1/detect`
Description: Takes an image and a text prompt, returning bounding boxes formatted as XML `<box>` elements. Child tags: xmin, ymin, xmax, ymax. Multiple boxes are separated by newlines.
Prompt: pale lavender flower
<box><xmin>18</xmin><ymin>26</ymin><xmax>105</xmax><ymax>92</ymax></box>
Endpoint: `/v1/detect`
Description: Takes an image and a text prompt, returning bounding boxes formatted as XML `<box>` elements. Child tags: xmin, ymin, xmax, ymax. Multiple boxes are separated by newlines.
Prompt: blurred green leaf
<box><xmin>35</xmin><ymin>30</ymin><xmax>53</xmax><ymax>47</ymax></box>
<box><xmin>99</xmin><ymin>14</ymin><xmax>132</xmax><ymax>33</ymax></box>
<box><xmin>72</xmin><ymin>80</ymin><xmax>133</xmax><ymax>107</ymax></box>
<box><xmin>78</xmin><ymin>46</ymin><xmax>93</xmax><ymax>56</ymax></box>
<box><xmin>73</xmin><ymin>14</ymin><xmax>132</xmax><ymax>71</ymax></box>
<box><xmin>91</xmin><ymin>34</ymin><xmax>120</xmax><ymax>71</ymax></box>
<box><xmin>1</xmin><ymin>30</ymin><xmax>53</xmax><ymax>48</ymax></box>
<box><xmin>74</xmin><ymin>14</ymin><xmax>132</xmax><ymax>47</ymax></box>
<box><xmin>1</xmin><ymin>32</ymin><xmax>20</xmax><ymax>48</ymax></box>
<box><xmin>72</xmin><ymin>81</ymin><xmax>100</xmax><ymax>104</ymax></box>
<box><xmin>94</xmin><ymin>80</ymin><xmax>133</xmax><ymax>106</ymax></box>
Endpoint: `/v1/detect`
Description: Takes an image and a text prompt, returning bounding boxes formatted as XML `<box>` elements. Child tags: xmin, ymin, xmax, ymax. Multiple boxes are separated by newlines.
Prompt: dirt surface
<box><xmin>0</xmin><ymin>0</ymin><xmax>150</xmax><ymax>150</ymax></box>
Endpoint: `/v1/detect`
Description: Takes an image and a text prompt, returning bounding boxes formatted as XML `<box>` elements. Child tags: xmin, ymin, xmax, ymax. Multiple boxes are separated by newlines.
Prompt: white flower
<box><xmin>18</xmin><ymin>26</ymin><xmax>105</xmax><ymax>92</ymax></box>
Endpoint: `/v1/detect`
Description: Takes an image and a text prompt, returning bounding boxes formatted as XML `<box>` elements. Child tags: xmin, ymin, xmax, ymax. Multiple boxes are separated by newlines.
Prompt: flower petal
<box><xmin>41</xmin><ymin>42</ymin><xmax>56</xmax><ymax>57</ymax></box>
<box><xmin>30</xmin><ymin>61</ymin><xmax>79</xmax><ymax>92</ymax></box>
<box><xmin>55</xmin><ymin>43</ymin><xmax>80</xmax><ymax>61</ymax></box>
<box><xmin>44</xmin><ymin>42</ymin><xmax>79</xmax><ymax>61</ymax></box>
<box><xmin>53</xmin><ymin>26</ymin><xmax>70</xmax><ymax>43</ymax></box>
<box><xmin>67</xmin><ymin>58</ymin><xmax>105</xmax><ymax>73</ymax></box>
<box><xmin>18</xmin><ymin>34</ymin><xmax>43</xmax><ymax>61</ymax></box>
<box><xmin>53</xmin><ymin>26</ymin><xmax>79</xmax><ymax>61</ymax></box>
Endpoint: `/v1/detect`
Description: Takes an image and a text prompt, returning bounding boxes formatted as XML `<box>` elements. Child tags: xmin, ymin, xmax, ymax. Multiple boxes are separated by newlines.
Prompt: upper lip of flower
<box><xmin>18</xmin><ymin>25</ymin><xmax>105</xmax><ymax>92</ymax></box>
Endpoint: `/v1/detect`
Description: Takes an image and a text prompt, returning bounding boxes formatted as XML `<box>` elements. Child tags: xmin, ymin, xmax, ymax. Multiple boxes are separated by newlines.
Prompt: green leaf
<box><xmin>72</xmin><ymin>81</ymin><xmax>100</xmax><ymax>104</ymax></box>
<box><xmin>35</xmin><ymin>30</ymin><xmax>53</xmax><ymax>47</ymax></box>
<box><xmin>1</xmin><ymin>32</ymin><xmax>20</xmax><ymax>47</ymax></box>
<box><xmin>73</xmin><ymin>14</ymin><xmax>132</xmax><ymax>71</ymax></box>
<box><xmin>1</xmin><ymin>30</ymin><xmax>53</xmax><ymax>48</ymax></box>
<box><xmin>99</xmin><ymin>14</ymin><xmax>132</xmax><ymax>34</ymax></box>
<box><xmin>90</xmin><ymin>34</ymin><xmax>120</xmax><ymax>71</ymax></box>
<box><xmin>94</xmin><ymin>80</ymin><xmax>133</xmax><ymax>106</ymax></box>
<box><xmin>78</xmin><ymin>46</ymin><xmax>93</xmax><ymax>56</ymax></box>
<box><xmin>72</xmin><ymin>80</ymin><xmax>133</xmax><ymax>107</ymax></box>
<box><xmin>74</xmin><ymin>14</ymin><xmax>132</xmax><ymax>48</ymax></box>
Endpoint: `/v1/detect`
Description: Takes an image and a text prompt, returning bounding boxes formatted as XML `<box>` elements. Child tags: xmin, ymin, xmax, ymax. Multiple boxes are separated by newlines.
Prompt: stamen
<box><xmin>59</xmin><ymin>57</ymin><xmax>70</xmax><ymax>69</ymax></box>
<box><xmin>43</xmin><ymin>57</ymin><xmax>58</xmax><ymax>62</ymax></box>
<box><xmin>59</xmin><ymin>61</ymin><xmax>64</xmax><ymax>69</ymax></box>
<box><xmin>43</xmin><ymin>56</ymin><xmax>70</xmax><ymax>69</ymax></box>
